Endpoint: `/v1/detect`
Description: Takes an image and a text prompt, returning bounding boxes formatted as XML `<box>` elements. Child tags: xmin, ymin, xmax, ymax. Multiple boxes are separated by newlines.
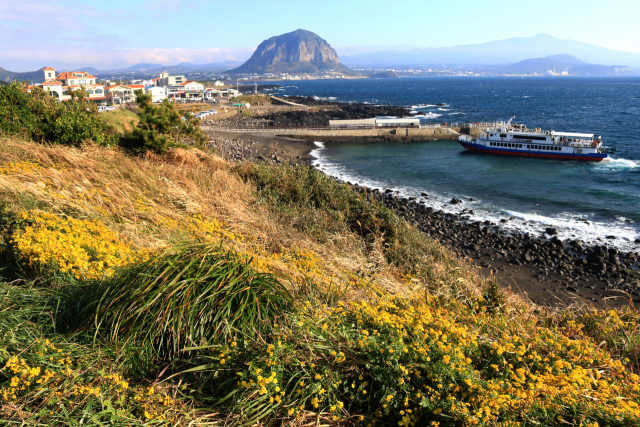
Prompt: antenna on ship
<box><xmin>505</xmin><ymin>116</ymin><xmax>515</xmax><ymax>130</ymax></box>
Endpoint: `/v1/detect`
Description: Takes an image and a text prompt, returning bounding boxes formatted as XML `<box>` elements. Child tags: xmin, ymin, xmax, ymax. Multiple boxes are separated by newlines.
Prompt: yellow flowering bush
<box><xmin>11</xmin><ymin>210</ymin><xmax>139</xmax><ymax>280</ymax></box>
<box><xmin>193</xmin><ymin>292</ymin><xmax>640</xmax><ymax>427</ymax></box>
<box><xmin>0</xmin><ymin>160</ymin><xmax>44</xmax><ymax>175</ymax></box>
<box><xmin>0</xmin><ymin>338</ymin><xmax>184</xmax><ymax>424</ymax></box>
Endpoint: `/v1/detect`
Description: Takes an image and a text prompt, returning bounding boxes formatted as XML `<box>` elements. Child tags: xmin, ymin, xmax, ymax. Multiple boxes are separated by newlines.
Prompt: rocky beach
<box><xmin>351</xmin><ymin>186</ymin><xmax>640</xmax><ymax>309</ymax></box>
<box><xmin>201</xmin><ymin>95</ymin><xmax>640</xmax><ymax>310</ymax></box>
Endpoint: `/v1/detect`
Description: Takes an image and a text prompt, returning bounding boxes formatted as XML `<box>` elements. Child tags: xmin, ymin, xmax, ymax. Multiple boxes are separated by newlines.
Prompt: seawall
<box><xmin>210</xmin><ymin>127</ymin><xmax>461</xmax><ymax>144</ymax></box>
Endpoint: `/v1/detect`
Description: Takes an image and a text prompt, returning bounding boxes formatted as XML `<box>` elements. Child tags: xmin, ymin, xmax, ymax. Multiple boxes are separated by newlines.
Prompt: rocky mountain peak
<box><xmin>229</xmin><ymin>29</ymin><xmax>351</xmax><ymax>74</ymax></box>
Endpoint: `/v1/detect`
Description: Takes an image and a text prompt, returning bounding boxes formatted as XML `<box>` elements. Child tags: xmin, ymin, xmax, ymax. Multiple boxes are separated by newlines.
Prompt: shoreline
<box><xmin>201</xmin><ymin>100</ymin><xmax>640</xmax><ymax>310</ymax></box>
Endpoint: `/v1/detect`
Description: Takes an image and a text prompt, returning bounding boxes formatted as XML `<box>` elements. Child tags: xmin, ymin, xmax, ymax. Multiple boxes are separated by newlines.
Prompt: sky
<box><xmin>3</xmin><ymin>0</ymin><xmax>640</xmax><ymax>71</ymax></box>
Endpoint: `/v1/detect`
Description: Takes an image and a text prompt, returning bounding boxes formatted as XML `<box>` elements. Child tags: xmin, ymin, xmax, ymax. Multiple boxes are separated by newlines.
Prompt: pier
<box><xmin>200</xmin><ymin>121</ymin><xmax>504</xmax><ymax>144</ymax></box>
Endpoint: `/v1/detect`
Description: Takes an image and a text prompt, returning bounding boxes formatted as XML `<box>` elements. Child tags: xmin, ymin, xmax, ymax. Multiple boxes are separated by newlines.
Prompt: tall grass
<box><xmin>90</xmin><ymin>242</ymin><xmax>293</xmax><ymax>361</ymax></box>
<box><xmin>235</xmin><ymin>162</ymin><xmax>431</xmax><ymax>268</ymax></box>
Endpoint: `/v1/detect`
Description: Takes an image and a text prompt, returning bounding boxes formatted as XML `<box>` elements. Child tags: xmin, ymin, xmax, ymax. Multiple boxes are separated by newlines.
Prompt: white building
<box><xmin>158</xmin><ymin>71</ymin><xmax>186</xmax><ymax>87</ymax></box>
<box><xmin>36</xmin><ymin>67</ymin><xmax>107</xmax><ymax>103</ymax></box>
<box><xmin>145</xmin><ymin>86</ymin><xmax>167</xmax><ymax>103</ymax></box>
<box><xmin>105</xmin><ymin>84</ymin><xmax>145</xmax><ymax>104</ymax></box>
<box><xmin>179</xmin><ymin>81</ymin><xmax>204</xmax><ymax>99</ymax></box>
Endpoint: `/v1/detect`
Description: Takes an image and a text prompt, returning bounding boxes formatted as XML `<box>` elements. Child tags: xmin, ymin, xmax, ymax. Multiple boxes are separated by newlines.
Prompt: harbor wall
<box><xmin>245</xmin><ymin>127</ymin><xmax>460</xmax><ymax>144</ymax></box>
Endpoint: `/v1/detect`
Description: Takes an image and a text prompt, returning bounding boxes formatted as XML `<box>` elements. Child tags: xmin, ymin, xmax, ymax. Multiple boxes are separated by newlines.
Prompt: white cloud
<box><xmin>0</xmin><ymin>0</ymin><xmax>253</xmax><ymax>71</ymax></box>
<box><xmin>0</xmin><ymin>43</ymin><xmax>254</xmax><ymax>71</ymax></box>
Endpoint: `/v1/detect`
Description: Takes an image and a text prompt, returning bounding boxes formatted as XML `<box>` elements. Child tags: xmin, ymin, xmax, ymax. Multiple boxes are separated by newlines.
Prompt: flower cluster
<box><xmin>0</xmin><ymin>338</ymin><xmax>181</xmax><ymax>423</ymax></box>
<box><xmin>0</xmin><ymin>160</ymin><xmax>45</xmax><ymax>175</ymax></box>
<box><xmin>11</xmin><ymin>210</ymin><xmax>140</xmax><ymax>280</ymax></box>
<box><xmin>221</xmin><ymin>292</ymin><xmax>640</xmax><ymax>427</ymax></box>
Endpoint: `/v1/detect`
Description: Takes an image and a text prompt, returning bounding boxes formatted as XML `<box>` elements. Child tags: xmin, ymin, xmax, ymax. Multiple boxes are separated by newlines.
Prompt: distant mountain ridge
<box><xmin>0</xmin><ymin>67</ymin><xmax>47</xmax><ymax>84</ymax></box>
<box><xmin>341</xmin><ymin>34</ymin><xmax>640</xmax><ymax>68</ymax></box>
<box><xmin>495</xmin><ymin>54</ymin><xmax>631</xmax><ymax>76</ymax></box>
<box><xmin>228</xmin><ymin>29</ymin><xmax>353</xmax><ymax>74</ymax></box>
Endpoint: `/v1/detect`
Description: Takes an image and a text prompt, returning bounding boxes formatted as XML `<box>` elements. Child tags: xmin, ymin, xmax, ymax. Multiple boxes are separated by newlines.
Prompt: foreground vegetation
<box><xmin>0</xmin><ymin>85</ymin><xmax>639</xmax><ymax>426</ymax></box>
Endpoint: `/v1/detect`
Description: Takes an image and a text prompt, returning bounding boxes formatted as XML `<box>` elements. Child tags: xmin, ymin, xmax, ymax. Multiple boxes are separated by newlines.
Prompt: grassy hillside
<box><xmin>0</xmin><ymin>136</ymin><xmax>639</xmax><ymax>426</ymax></box>
<box><xmin>100</xmin><ymin>108</ymin><xmax>140</xmax><ymax>133</ymax></box>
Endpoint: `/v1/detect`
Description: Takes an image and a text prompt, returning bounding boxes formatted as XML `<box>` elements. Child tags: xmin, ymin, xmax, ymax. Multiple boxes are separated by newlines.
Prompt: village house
<box><xmin>37</xmin><ymin>68</ymin><xmax>107</xmax><ymax>103</ymax></box>
<box><xmin>104</xmin><ymin>84</ymin><xmax>145</xmax><ymax>104</ymax></box>
<box><xmin>145</xmin><ymin>86</ymin><xmax>167</xmax><ymax>103</ymax></box>
<box><xmin>180</xmin><ymin>81</ymin><xmax>204</xmax><ymax>98</ymax></box>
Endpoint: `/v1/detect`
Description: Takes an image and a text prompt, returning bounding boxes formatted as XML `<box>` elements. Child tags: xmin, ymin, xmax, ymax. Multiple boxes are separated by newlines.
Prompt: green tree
<box><xmin>119</xmin><ymin>90</ymin><xmax>207</xmax><ymax>154</ymax></box>
<box><xmin>0</xmin><ymin>81</ymin><xmax>117</xmax><ymax>147</ymax></box>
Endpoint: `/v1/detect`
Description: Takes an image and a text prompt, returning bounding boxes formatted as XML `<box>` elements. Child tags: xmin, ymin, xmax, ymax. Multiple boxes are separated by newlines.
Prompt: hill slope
<box><xmin>0</xmin><ymin>67</ymin><xmax>47</xmax><ymax>84</ymax></box>
<box><xmin>496</xmin><ymin>54</ymin><xmax>631</xmax><ymax>75</ymax></box>
<box><xmin>228</xmin><ymin>29</ymin><xmax>353</xmax><ymax>74</ymax></box>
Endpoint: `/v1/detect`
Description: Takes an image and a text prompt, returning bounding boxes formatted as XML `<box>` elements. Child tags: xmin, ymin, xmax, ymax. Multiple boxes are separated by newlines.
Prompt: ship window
<box><xmin>500</xmin><ymin>134</ymin><xmax>507</xmax><ymax>138</ymax></box>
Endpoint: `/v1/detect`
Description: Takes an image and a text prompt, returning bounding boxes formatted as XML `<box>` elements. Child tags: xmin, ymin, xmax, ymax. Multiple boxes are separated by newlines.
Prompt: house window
<box><xmin>96</xmin><ymin>89</ymin><xmax>103</xmax><ymax>94</ymax></box>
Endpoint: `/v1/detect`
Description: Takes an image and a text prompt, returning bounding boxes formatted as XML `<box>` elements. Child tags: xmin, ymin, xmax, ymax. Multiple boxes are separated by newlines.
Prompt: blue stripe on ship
<box><xmin>459</xmin><ymin>142</ymin><xmax>608</xmax><ymax>161</ymax></box>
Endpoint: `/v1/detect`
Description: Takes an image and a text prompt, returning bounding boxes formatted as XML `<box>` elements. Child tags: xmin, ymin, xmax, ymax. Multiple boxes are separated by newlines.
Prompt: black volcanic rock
<box><xmin>228</xmin><ymin>29</ymin><xmax>353</xmax><ymax>75</ymax></box>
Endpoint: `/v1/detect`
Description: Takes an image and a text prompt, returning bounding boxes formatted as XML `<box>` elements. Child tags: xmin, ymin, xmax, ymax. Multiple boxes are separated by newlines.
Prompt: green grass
<box><xmin>236</xmin><ymin>162</ymin><xmax>436</xmax><ymax>275</ymax></box>
<box><xmin>100</xmin><ymin>108</ymin><xmax>139</xmax><ymax>134</ymax></box>
<box><xmin>88</xmin><ymin>242</ymin><xmax>293</xmax><ymax>361</ymax></box>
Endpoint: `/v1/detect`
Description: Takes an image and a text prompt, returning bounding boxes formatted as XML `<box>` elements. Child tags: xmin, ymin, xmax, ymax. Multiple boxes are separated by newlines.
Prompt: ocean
<box><xmin>273</xmin><ymin>77</ymin><xmax>640</xmax><ymax>252</ymax></box>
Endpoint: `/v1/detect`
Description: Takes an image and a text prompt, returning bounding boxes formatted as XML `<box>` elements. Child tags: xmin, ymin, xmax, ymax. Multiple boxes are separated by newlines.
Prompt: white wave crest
<box><xmin>595</xmin><ymin>157</ymin><xmax>639</xmax><ymax>170</ymax></box>
<box><xmin>309</xmin><ymin>144</ymin><xmax>640</xmax><ymax>252</ymax></box>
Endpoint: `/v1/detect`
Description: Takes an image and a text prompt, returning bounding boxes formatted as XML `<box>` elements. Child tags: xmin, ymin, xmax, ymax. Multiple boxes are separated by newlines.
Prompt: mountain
<box><xmin>0</xmin><ymin>67</ymin><xmax>48</xmax><ymax>84</ymax></box>
<box><xmin>544</xmin><ymin>54</ymin><xmax>585</xmax><ymax>64</ymax></box>
<box><xmin>341</xmin><ymin>34</ymin><xmax>640</xmax><ymax>68</ymax></box>
<box><xmin>77</xmin><ymin>67</ymin><xmax>101</xmax><ymax>75</ymax></box>
<box><xmin>126</xmin><ymin>63</ymin><xmax>164</xmax><ymax>70</ymax></box>
<box><xmin>494</xmin><ymin>54</ymin><xmax>631</xmax><ymax>76</ymax></box>
<box><xmin>228</xmin><ymin>29</ymin><xmax>353</xmax><ymax>74</ymax></box>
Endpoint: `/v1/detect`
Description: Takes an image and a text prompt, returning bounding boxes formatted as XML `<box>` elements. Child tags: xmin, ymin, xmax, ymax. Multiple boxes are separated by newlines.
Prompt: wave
<box><xmin>313</xmin><ymin>96</ymin><xmax>337</xmax><ymax>101</ymax></box>
<box><xmin>438</xmin><ymin>108</ymin><xmax>450</xmax><ymax>111</ymax></box>
<box><xmin>411</xmin><ymin>104</ymin><xmax>438</xmax><ymax>109</ymax></box>
<box><xmin>594</xmin><ymin>157</ymin><xmax>639</xmax><ymax>170</ymax></box>
<box><xmin>309</xmin><ymin>143</ymin><xmax>640</xmax><ymax>252</ymax></box>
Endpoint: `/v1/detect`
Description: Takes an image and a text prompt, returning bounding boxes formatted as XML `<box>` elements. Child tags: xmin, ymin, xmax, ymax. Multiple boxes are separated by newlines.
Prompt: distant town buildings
<box><xmin>158</xmin><ymin>71</ymin><xmax>186</xmax><ymax>87</ymax></box>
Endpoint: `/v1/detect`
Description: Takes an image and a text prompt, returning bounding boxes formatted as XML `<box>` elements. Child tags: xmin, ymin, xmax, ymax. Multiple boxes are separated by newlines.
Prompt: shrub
<box><xmin>0</xmin><ymin>82</ymin><xmax>118</xmax><ymax>146</ymax></box>
<box><xmin>119</xmin><ymin>91</ymin><xmax>207</xmax><ymax>154</ymax></box>
<box><xmin>237</xmin><ymin>162</ymin><xmax>432</xmax><ymax>272</ymax></box>
<box><xmin>11</xmin><ymin>210</ymin><xmax>138</xmax><ymax>281</ymax></box>
<box><xmin>90</xmin><ymin>242</ymin><xmax>293</xmax><ymax>360</ymax></box>
<box><xmin>185</xmin><ymin>292</ymin><xmax>640</xmax><ymax>427</ymax></box>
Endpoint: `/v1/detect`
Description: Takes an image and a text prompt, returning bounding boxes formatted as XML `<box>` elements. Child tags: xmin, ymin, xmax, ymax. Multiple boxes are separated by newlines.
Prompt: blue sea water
<box><xmin>274</xmin><ymin>77</ymin><xmax>640</xmax><ymax>251</ymax></box>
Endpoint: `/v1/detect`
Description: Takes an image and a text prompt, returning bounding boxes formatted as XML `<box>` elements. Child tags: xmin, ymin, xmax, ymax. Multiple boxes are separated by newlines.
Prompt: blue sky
<box><xmin>3</xmin><ymin>0</ymin><xmax>640</xmax><ymax>71</ymax></box>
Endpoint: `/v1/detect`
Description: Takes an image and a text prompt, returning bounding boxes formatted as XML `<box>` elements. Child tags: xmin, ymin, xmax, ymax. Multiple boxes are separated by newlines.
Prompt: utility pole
<box><xmin>254</xmin><ymin>81</ymin><xmax>257</xmax><ymax>94</ymax></box>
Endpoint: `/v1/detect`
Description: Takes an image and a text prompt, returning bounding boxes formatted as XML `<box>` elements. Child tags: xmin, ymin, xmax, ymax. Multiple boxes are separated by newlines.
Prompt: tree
<box><xmin>0</xmin><ymin>82</ymin><xmax>117</xmax><ymax>146</ymax></box>
<box><xmin>119</xmin><ymin>90</ymin><xmax>207</xmax><ymax>154</ymax></box>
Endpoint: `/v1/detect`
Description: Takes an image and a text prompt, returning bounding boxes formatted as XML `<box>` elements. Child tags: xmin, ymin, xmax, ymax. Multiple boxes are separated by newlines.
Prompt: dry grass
<box><xmin>0</xmin><ymin>136</ymin><xmax>451</xmax><ymax>300</ymax></box>
<box><xmin>175</xmin><ymin>103</ymin><xmax>211</xmax><ymax>114</ymax></box>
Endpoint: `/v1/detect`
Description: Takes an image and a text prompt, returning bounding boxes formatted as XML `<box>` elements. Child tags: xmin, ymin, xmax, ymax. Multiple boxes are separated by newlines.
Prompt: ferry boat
<box><xmin>457</xmin><ymin>117</ymin><xmax>616</xmax><ymax>161</ymax></box>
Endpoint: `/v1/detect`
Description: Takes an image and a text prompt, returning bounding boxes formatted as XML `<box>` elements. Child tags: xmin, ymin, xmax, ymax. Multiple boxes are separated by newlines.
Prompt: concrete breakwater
<box><xmin>202</xmin><ymin>126</ymin><xmax>461</xmax><ymax>144</ymax></box>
